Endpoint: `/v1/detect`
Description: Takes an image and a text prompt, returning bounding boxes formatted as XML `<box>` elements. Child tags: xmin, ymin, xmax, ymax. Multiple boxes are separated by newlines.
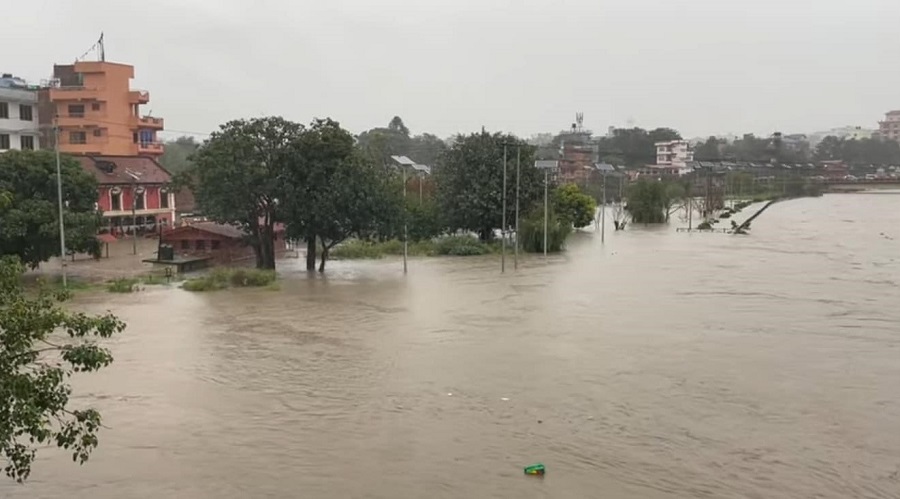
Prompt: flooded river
<box><xmin>3</xmin><ymin>193</ymin><xmax>900</xmax><ymax>498</ymax></box>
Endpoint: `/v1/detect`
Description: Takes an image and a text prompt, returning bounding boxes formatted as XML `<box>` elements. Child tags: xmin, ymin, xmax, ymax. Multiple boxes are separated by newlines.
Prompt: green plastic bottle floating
<box><xmin>524</xmin><ymin>463</ymin><xmax>545</xmax><ymax>476</ymax></box>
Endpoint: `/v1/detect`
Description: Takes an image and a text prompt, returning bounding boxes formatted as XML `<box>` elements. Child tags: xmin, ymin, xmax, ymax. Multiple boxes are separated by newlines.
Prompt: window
<box><xmin>67</xmin><ymin>104</ymin><xmax>85</xmax><ymax>117</ymax></box>
<box><xmin>134</xmin><ymin>190</ymin><xmax>146</xmax><ymax>210</ymax></box>
<box><xmin>0</xmin><ymin>102</ymin><xmax>8</xmax><ymax>119</ymax></box>
<box><xmin>180</xmin><ymin>240</ymin><xmax>190</xmax><ymax>250</ymax></box>
<box><xmin>111</xmin><ymin>192</ymin><xmax>122</xmax><ymax>211</ymax></box>
<box><xmin>91</xmin><ymin>103</ymin><xmax>101</xmax><ymax>111</ymax></box>
<box><xmin>132</xmin><ymin>132</ymin><xmax>138</xmax><ymax>144</ymax></box>
<box><xmin>211</xmin><ymin>240</ymin><xmax>221</xmax><ymax>250</ymax></box>
<box><xmin>93</xmin><ymin>129</ymin><xmax>103</xmax><ymax>137</ymax></box>
<box><xmin>0</xmin><ymin>134</ymin><xmax>9</xmax><ymax>150</ymax></box>
<box><xmin>19</xmin><ymin>105</ymin><xmax>32</xmax><ymax>121</ymax></box>
<box><xmin>69</xmin><ymin>131</ymin><xmax>87</xmax><ymax>144</ymax></box>
<box><xmin>20</xmin><ymin>136</ymin><xmax>34</xmax><ymax>150</ymax></box>
<box><xmin>196</xmin><ymin>240</ymin><xmax>206</xmax><ymax>250</ymax></box>
<box><xmin>160</xmin><ymin>191</ymin><xmax>169</xmax><ymax>208</ymax></box>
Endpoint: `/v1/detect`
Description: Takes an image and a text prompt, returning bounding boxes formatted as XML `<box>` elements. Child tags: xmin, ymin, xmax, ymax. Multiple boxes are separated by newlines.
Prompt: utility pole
<box><xmin>543</xmin><ymin>169</ymin><xmax>549</xmax><ymax>256</ymax></box>
<box><xmin>403</xmin><ymin>167</ymin><xmax>408</xmax><ymax>274</ymax></box>
<box><xmin>514</xmin><ymin>146</ymin><xmax>520</xmax><ymax>270</ymax></box>
<box><xmin>132</xmin><ymin>177</ymin><xmax>138</xmax><ymax>256</ymax></box>
<box><xmin>601</xmin><ymin>171</ymin><xmax>607</xmax><ymax>243</ymax></box>
<box><xmin>501</xmin><ymin>144</ymin><xmax>507</xmax><ymax>273</ymax></box>
<box><xmin>54</xmin><ymin>119</ymin><xmax>67</xmax><ymax>288</ymax></box>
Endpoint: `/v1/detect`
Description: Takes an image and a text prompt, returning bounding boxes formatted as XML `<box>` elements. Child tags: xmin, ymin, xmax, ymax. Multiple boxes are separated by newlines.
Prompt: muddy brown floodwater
<box><xmin>3</xmin><ymin>193</ymin><xmax>900</xmax><ymax>498</ymax></box>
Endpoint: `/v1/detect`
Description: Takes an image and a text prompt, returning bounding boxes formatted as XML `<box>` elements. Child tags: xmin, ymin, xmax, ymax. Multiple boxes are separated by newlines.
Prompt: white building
<box><xmin>655</xmin><ymin>140</ymin><xmax>694</xmax><ymax>171</ymax></box>
<box><xmin>0</xmin><ymin>74</ymin><xmax>39</xmax><ymax>152</ymax></box>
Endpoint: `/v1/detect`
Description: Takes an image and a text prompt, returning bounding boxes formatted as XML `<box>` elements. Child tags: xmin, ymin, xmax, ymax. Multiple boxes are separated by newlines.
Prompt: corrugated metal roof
<box><xmin>534</xmin><ymin>160</ymin><xmax>559</xmax><ymax>170</ymax></box>
<box><xmin>76</xmin><ymin>155</ymin><xmax>171</xmax><ymax>185</ymax></box>
<box><xmin>390</xmin><ymin>155</ymin><xmax>416</xmax><ymax>166</ymax></box>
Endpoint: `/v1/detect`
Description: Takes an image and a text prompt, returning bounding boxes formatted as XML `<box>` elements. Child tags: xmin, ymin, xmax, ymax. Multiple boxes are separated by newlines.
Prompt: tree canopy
<box><xmin>188</xmin><ymin>117</ymin><xmax>304</xmax><ymax>269</ymax></box>
<box><xmin>434</xmin><ymin>132</ymin><xmax>543</xmax><ymax>240</ymax></box>
<box><xmin>158</xmin><ymin>136</ymin><xmax>200</xmax><ymax>175</ymax></box>
<box><xmin>814</xmin><ymin>136</ymin><xmax>900</xmax><ymax>165</ymax></box>
<box><xmin>0</xmin><ymin>151</ymin><xmax>102</xmax><ymax>268</ymax></box>
<box><xmin>282</xmin><ymin>119</ymin><xmax>401</xmax><ymax>271</ymax></box>
<box><xmin>553</xmin><ymin>184</ymin><xmax>597</xmax><ymax>229</ymax></box>
<box><xmin>0</xmin><ymin>256</ymin><xmax>126</xmax><ymax>482</ymax></box>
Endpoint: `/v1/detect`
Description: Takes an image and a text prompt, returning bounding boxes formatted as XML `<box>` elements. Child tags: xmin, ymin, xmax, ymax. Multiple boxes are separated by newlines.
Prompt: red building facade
<box><xmin>76</xmin><ymin>155</ymin><xmax>175</xmax><ymax>235</ymax></box>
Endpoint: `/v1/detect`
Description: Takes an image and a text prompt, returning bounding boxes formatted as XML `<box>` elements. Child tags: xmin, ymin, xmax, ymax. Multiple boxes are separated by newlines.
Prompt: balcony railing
<box><xmin>137</xmin><ymin>141</ymin><xmax>164</xmax><ymax>154</ymax></box>
<box><xmin>48</xmin><ymin>86</ymin><xmax>103</xmax><ymax>101</ymax></box>
<box><xmin>138</xmin><ymin>116</ymin><xmax>164</xmax><ymax>129</ymax></box>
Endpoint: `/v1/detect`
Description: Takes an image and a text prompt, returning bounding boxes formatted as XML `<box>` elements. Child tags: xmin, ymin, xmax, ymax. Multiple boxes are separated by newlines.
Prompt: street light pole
<box><xmin>501</xmin><ymin>144</ymin><xmax>507</xmax><ymax>273</ymax></box>
<box><xmin>132</xmin><ymin>178</ymin><xmax>138</xmax><ymax>255</ymax></box>
<box><xmin>54</xmin><ymin>120</ymin><xmax>67</xmax><ymax>288</ymax></box>
<box><xmin>514</xmin><ymin>146</ymin><xmax>520</xmax><ymax>270</ymax></box>
<box><xmin>543</xmin><ymin>169</ymin><xmax>549</xmax><ymax>257</ymax></box>
<box><xmin>601</xmin><ymin>171</ymin><xmax>607</xmax><ymax>243</ymax></box>
<box><xmin>403</xmin><ymin>167</ymin><xmax>408</xmax><ymax>274</ymax></box>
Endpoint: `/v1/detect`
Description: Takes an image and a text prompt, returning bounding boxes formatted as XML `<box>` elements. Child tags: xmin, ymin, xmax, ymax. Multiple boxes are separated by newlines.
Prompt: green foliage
<box><xmin>0</xmin><ymin>151</ymin><xmax>102</xmax><ymax>269</ymax></box>
<box><xmin>553</xmin><ymin>184</ymin><xmax>597</xmax><ymax>229</ymax></box>
<box><xmin>181</xmin><ymin>268</ymin><xmax>276</xmax><ymax>292</ymax></box>
<box><xmin>626</xmin><ymin>179</ymin><xmax>674</xmax><ymax>224</ymax></box>
<box><xmin>434</xmin><ymin>235</ymin><xmax>492</xmax><ymax>256</ymax></box>
<box><xmin>106</xmin><ymin>278</ymin><xmax>139</xmax><ymax>293</ymax></box>
<box><xmin>331</xmin><ymin>236</ymin><xmax>495</xmax><ymax>259</ymax></box>
<box><xmin>519</xmin><ymin>209</ymin><xmax>571</xmax><ymax>253</ymax></box>
<box><xmin>814</xmin><ymin>136</ymin><xmax>900</xmax><ymax>165</ymax></box>
<box><xmin>282</xmin><ymin>119</ymin><xmax>403</xmax><ymax>272</ymax></box>
<box><xmin>158</xmin><ymin>136</ymin><xmax>200</xmax><ymax>175</ymax></box>
<box><xmin>189</xmin><ymin>117</ymin><xmax>304</xmax><ymax>270</ymax></box>
<box><xmin>593</xmin><ymin>127</ymin><xmax>682</xmax><ymax>167</ymax></box>
<box><xmin>434</xmin><ymin>132</ymin><xmax>543</xmax><ymax>241</ymax></box>
<box><xmin>406</xmin><ymin>198</ymin><xmax>444</xmax><ymax>242</ymax></box>
<box><xmin>0</xmin><ymin>256</ymin><xmax>126</xmax><ymax>482</ymax></box>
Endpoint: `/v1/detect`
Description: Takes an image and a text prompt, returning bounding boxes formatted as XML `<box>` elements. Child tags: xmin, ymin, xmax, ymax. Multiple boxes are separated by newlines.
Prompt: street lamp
<box><xmin>124</xmin><ymin>169</ymin><xmax>143</xmax><ymax>255</ymax></box>
<box><xmin>390</xmin><ymin>155</ymin><xmax>424</xmax><ymax>274</ymax></box>
<box><xmin>593</xmin><ymin>163</ymin><xmax>616</xmax><ymax>244</ymax></box>
<box><xmin>534</xmin><ymin>160</ymin><xmax>559</xmax><ymax>256</ymax></box>
<box><xmin>53</xmin><ymin>119</ymin><xmax>67</xmax><ymax>288</ymax></box>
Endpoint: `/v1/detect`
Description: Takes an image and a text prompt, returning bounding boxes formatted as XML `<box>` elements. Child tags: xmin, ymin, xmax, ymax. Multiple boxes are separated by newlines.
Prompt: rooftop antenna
<box><xmin>576</xmin><ymin>112</ymin><xmax>584</xmax><ymax>133</ymax></box>
<box><xmin>75</xmin><ymin>32</ymin><xmax>105</xmax><ymax>62</ymax></box>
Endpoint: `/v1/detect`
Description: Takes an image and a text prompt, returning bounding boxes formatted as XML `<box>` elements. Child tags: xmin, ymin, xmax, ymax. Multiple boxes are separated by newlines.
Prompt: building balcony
<box><xmin>129</xmin><ymin>90</ymin><xmax>150</xmax><ymax>104</ymax></box>
<box><xmin>48</xmin><ymin>86</ymin><xmax>103</xmax><ymax>102</ymax></box>
<box><xmin>135</xmin><ymin>116</ymin><xmax>164</xmax><ymax>130</ymax></box>
<box><xmin>137</xmin><ymin>141</ymin><xmax>165</xmax><ymax>155</ymax></box>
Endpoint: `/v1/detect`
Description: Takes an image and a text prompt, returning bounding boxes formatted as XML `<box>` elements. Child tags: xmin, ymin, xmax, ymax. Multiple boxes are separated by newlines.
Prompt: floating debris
<box><xmin>524</xmin><ymin>463</ymin><xmax>545</xmax><ymax>476</ymax></box>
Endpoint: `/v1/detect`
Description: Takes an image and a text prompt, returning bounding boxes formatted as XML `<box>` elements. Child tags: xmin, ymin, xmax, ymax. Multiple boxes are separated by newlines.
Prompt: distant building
<box><xmin>75</xmin><ymin>155</ymin><xmax>175</xmax><ymax>234</ymax></box>
<box><xmin>878</xmin><ymin>111</ymin><xmax>900</xmax><ymax>142</ymax></box>
<box><xmin>37</xmin><ymin>61</ymin><xmax>164</xmax><ymax>156</ymax></box>
<box><xmin>161</xmin><ymin>222</ymin><xmax>288</xmax><ymax>266</ymax></box>
<box><xmin>0</xmin><ymin>74</ymin><xmax>39</xmax><ymax>152</ymax></box>
<box><xmin>655</xmin><ymin>140</ymin><xmax>694</xmax><ymax>172</ymax></box>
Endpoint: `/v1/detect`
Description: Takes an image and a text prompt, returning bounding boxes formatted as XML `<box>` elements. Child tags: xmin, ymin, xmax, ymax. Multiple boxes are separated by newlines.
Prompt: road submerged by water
<box><xmin>3</xmin><ymin>194</ymin><xmax>900</xmax><ymax>498</ymax></box>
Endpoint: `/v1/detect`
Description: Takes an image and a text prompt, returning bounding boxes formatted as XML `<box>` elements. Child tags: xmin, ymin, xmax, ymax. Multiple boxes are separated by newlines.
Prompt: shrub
<box><xmin>519</xmin><ymin>209</ymin><xmax>571</xmax><ymax>253</ymax></box>
<box><xmin>434</xmin><ymin>235</ymin><xmax>492</xmax><ymax>256</ymax></box>
<box><xmin>181</xmin><ymin>268</ymin><xmax>275</xmax><ymax>292</ymax></box>
<box><xmin>107</xmin><ymin>278</ymin><xmax>139</xmax><ymax>293</ymax></box>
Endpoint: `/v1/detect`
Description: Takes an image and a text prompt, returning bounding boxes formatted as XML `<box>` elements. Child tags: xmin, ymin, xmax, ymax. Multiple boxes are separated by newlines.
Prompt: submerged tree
<box><xmin>0</xmin><ymin>256</ymin><xmax>126</xmax><ymax>482</ymax></box>
<box><xmin>435</xmin><ymin>132</ymin><xmax>543</xmax><ymax>241</ymax></box>
<box><xmin>626</xmin><ymin>178</ymin><xmax>671</xmax><ymax>224</ymax></box>
<box><xmin>189</xmin><ymin>117</ymin><xmax>304</xmax><ymax>269</ymax></box>
<box><xmin>553</xmin><ymin>183</ymin><xmax>597</xmax><ymax>229</ymax></box>
<box><xmin>283</xmin><ymin>119</ymin><xmax>402</xmax><ymax>272</ymax></box>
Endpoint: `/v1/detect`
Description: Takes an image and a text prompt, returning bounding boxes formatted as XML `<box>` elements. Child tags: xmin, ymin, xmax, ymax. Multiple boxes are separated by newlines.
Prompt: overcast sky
<box><xmin>8</xmin><ymin>0</ymin><xmax>900</xmax><ymax>140</ymax></box>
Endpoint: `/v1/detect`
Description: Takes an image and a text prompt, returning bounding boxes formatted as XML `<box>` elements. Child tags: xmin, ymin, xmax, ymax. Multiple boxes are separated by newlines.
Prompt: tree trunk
<box><xmin>306</xmin><ymin>237</ymin><xmax>317</xmax><ymax>271</ymax></box>
<box><xmin>257</xmin><ymin>224</ymin><xmax>276</xmax><ymax>270</ymax></box>
<box><xmin>479</xmin><ymin>228</ymin><xmax>493</xmax><ymax>242</ymax></box>
<box><xmin>318</xmin><ymin>242</ymin><xmax>329</xmax><ymax>273</ymax></box>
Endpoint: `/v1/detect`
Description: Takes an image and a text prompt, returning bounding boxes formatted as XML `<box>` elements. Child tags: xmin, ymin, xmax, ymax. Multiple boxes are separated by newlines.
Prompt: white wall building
<box><xmin>655</xmin><ymin>140</ymin><xmax>694</xmax><ymax>171</ymax></box>
<box><xmin>808</xmin><ymin>126</ymin><xmax>877</xmax><ymax>147</ymax></box>
<box><xmin>0</xmin><ymin>74</ymin><xmax>40</xmax><ymax>152</ymax></box>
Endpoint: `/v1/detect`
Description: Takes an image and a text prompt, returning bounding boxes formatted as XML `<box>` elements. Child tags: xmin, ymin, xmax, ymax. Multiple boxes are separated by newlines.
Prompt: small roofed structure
<box><xmin>159</xmin><ymin>221</ymin><xmax>287</xmax><ymax>267</ymax></box>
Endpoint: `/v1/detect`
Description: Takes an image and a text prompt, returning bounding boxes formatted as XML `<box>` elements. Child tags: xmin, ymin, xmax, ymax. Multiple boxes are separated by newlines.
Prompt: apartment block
<box><xmin>0</xmin><ymin>74</ymin><xmax>39</xmax><ymax>152</ymax></box>
<box><xmin>878</xmin><ymin>110</ymin><xmax>900</xmax><ymax>142</ymax></box>
<box><xmin>38</xmin><ymin>61</ymin><xmax>164</xmax><ymax>156</ymax></box>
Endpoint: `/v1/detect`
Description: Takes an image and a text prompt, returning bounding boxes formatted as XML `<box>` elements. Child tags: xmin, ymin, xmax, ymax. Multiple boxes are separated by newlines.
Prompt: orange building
<box><xmin>38</xmin><ymin>61</ymin><xmax>164</xmax><ymax>156</ymax></box>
